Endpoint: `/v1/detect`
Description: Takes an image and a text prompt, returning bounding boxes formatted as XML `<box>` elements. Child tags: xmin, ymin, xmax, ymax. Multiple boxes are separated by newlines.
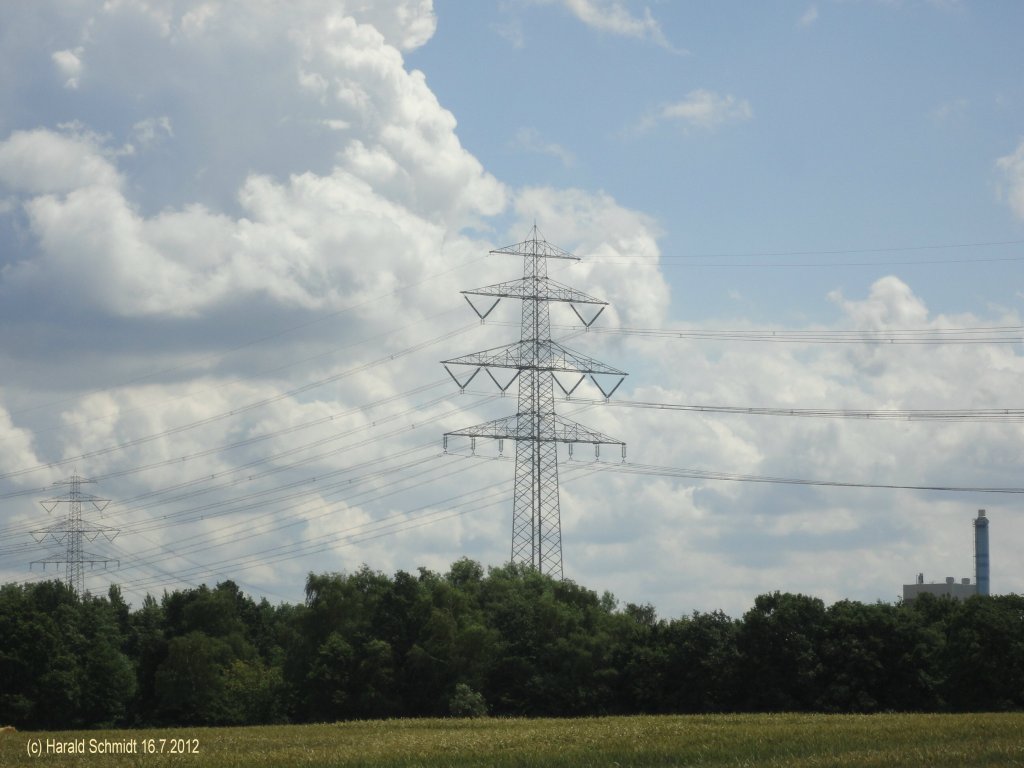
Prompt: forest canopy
<box><xmin>1</xmin><ymin>560</ymin><xmax>1022</xmax><ymax>730</ymax></box>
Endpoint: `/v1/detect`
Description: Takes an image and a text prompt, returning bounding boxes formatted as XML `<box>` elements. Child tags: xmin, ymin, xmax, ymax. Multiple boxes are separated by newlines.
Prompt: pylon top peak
<box><xmin>490</xmin><ymin>226</ymin><xmax>580</xmax><ymax>262</ymax></box>
<box><xmin>54</xmin><ymin>474</ymin><xmax>96</xmax><ymax>487</ymax></box>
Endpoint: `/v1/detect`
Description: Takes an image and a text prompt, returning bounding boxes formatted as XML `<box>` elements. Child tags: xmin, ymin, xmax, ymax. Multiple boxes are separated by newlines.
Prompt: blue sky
<box><xmin>411</xmin><ymin>1</ymin><xmax>1024</xmax><ymax>324</ymax></box>
<box><xmin>1</xmin><ymin>1</ymin><xmax>1023</xmax><ymax>617</ymax></box>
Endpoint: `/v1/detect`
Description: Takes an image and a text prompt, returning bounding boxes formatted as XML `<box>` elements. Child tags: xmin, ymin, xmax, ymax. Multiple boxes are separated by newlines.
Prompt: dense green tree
<box><xmin>941</xmin><ymin>594</ymin><xmax>1024</xmax><ymax>710</ymax></box>
<box><xmin>448</xmin><ymin>682</ymin><xmax>488</xmax><ymax>716</ymax></box>
<box><xmin>127</xmin><ymin>593</ymin><xmax>167</xmax><ymax>723</ymax></box>
<box><xmin>354</xmin><ymin>638</ymin><xmax>399</xmax><ymax>717</ymax></box>
<box><xmin>154</xmin><ymin>631</ymin><xmax>236</xmax><ymax>725</ymax></box>
<box><xmin>78</xmin><ymin>595</ymin><xmax>136</xmax><ymax>726</ymax></box>
<box><xmin>736</xmin><ymin>592</ymin><xmax>826</xmax><ymax>711</ymax></box>
<box><xmin>657</xmin><ymin>610</ymin><xmax>740</xmax><ymax>713</ymax></box>
<box><xmin>222</xmin><ymin>658</ymin><xmax>286</xmax><ymax>724</ymax></box>
<box><xmin>0</xmin><ymin>583</ymin><xmax>89</xmax><ymax>727</ymax></box>
<box><xmin>816</xmin><ymin>600</ymin><xmax>944</xmax><ymax>712</ymax></box>
<box><xmin>305</xmin><ymin>632</ymin><xmax>355</xmax><ymax>721</ymax></box>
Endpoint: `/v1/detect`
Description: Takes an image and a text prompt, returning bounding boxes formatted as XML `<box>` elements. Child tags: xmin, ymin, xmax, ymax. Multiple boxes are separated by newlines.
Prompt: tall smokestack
<box><xmin>974</xmin><ymin>509</ymin><xmax>989</xmax><ymax>596</ymax></box>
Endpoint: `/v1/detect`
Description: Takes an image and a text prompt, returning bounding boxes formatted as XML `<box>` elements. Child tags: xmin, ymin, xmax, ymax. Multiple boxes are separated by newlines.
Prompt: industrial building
<box><xmin>902</xmin><ymin>509</ymin><xmax>990</xmax><ymax>603</ymax></box>
<box><xmin>902</xmin><ymin>574</ymin><xmax>976</xmax><ymax>601</ymax></box>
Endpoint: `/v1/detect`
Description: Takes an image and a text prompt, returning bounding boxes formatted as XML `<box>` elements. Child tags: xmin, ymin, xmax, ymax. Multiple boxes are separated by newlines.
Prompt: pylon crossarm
<box><xmin>463</xmin><ymin>277</ymin><xmax>607</xmax><ymax>305</ymax></box>
<box><xmin>443</xmin><ymin>340</ymin><xmax>626</xmax><ymax>376</ymax></box>
<box><xmin>31</xmin><ymin>554</ymin><xmax>67</xmax><ymax>567</ymax></box>
<box><xmin>79</xmin><ymin>552</ymin><xmax>119</xmax><ymax>566</ymax></box>
<box><xmin>445</xmin><ymin>413</ymin><xmax>624</xmax><ymax>446</ymax></box>
<box><xmin>546</xmin><ymin>340</ymin><xmax>625</xmax><ymax>375</ymax></box>
<box><xmin>551</xmin><ymin>414</ymin><xmax>625</xmax><ymax>446</ymax></box>
<box><xmin>490</xmin><ymin>228</ymin><xmax>580</xmax><ymax>261</ymax></box>
<box><xmin>444</xmin><ymin>414</ymin><xmax>522</xmax><ymax>441</ymax></box>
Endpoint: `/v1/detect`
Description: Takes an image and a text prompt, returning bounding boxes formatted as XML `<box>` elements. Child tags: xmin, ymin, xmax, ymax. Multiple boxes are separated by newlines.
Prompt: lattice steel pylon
<box><xmin>442</xmin><ymin>226</ymin><xmax>627</xmax><ymax>578</ymax></box>
<box><xmin>30</xmin><ymin>474</ymin><xmax>119</xmax><ymax>596</ymax></box>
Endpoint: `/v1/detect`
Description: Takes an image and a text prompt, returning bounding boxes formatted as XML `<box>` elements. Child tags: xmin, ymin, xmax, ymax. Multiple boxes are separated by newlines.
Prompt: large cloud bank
<box><xmin>0</xmin><ymin>1</ymin><xmax>1020</xmax><ymax>616</ymax></box>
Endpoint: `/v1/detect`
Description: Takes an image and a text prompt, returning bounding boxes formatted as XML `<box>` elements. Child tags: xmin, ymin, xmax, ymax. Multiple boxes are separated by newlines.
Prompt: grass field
<box><xmin>3</xmin><ymin>713</ymin><xmax>1023</xmax><ymax>767</ymax></box>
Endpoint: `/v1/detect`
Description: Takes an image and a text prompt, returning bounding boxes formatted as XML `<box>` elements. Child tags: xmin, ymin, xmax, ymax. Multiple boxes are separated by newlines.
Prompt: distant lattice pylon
<box><xmin>442</xmin><ymin>226</ymin><xmax>627</xmax><ymax>578</ymax></box>
<box><xmin>30</xmin><ymin>474</ymin><xmax>119</xmax><ymax>596</ymax></box>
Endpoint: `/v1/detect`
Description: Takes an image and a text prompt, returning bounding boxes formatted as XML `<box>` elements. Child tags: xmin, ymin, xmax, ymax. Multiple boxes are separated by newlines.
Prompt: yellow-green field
<box><xmin>3</xmin><ymin>713</ymin><xmax>1023</xmax><ymax>767</ymax></box>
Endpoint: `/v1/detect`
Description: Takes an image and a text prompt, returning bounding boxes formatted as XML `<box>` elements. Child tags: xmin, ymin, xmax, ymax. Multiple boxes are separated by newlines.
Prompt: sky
<box><xmin>2</xmin><ymin>0</ymin><xmax>1024</xmax><ymax>619</ymax></box>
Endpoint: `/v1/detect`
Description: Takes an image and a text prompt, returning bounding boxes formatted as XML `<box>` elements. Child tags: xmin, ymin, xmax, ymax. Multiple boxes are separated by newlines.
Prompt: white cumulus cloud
<box><xmin>996</xmin><ymin>139</ymin><xmax>1024</xmax><ymax>220</ymax></box>
<box><xmin>51</xmin><ymin>47</ymin><xmax>84</xmax><ymax>89</ymax></box>
<box><xmin>657</xmin><ymin>89</ymin><xmax>753</xmax><ymax>131</ymax></box>
<box><xmin>511</xmin><ymin>128</ymin><xmax>575</xmax><ymax>168</ymax></box>
<box><xmin>0</xmin><ymin>128</ymin><xmax>122</xmax><ymax>195</ymax></box>
<box><xmin>798</xmin><ymin>5</ymin><xmax>819</xmax><ymax>27</ymax></box>
<box><xmin>531</xmin><ymin>0</ymin><xmax>681</xmax><ymax>51</ymax></box>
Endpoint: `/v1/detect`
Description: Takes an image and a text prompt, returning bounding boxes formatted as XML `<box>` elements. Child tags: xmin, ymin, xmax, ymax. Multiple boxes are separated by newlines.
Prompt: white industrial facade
<box><xmin>902</xmin><ymin>574</ymin><xmax>976</xmax><ymax>602</ymax></box>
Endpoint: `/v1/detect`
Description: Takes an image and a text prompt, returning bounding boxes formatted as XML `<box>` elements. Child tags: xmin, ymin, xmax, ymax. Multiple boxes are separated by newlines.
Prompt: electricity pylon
<box><xmin>442</xmin><ymin>226</ymin><xmax>626</xmax><ymax>578</ymax></box>
<box><xmin>30</xmin><ymin>474</ymin><xmax>119</xmax><ymax>596</ymax></box>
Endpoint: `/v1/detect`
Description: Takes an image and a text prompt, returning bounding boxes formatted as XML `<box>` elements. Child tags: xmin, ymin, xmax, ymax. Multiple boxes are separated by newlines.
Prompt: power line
<box><xmin>571</xmin><ymin>398</ymin><xmax>1024</xmax><ymax>423</ymax></box>
<box><xmin>0</xmin><ymin>379</ymin><xmax>454</xmax><ymax>505</ymax></box>
<box><xmin>108</xmin><ymin>459</ymin><xmax>563</xmax><ymax>594</ymax></box>
<box><xmin>107</xmin><ymin>460</ymin><xmax>607</xmax><ymax>597</ymax></box>
<box><xmin>594</xmin><ymin>460</ymin><xmax>1024</xmax><ymax>494</ymax></box>
<box><xmin>583</xmin><ymin>238</ymin><xmax>1024</xmax><ymax>266</ymax></box>
<box><xmin>0</xmin><ymin>390</ymin><xmax>499</xmax><ymax>547</ymax></box>
<box><xmin>7</xmin><ymin>255</ymin><xmax>489</xmax><ymax>421</ymax></box>
<box><xmin>0</xmin><ymin>323</ymin><xmax>479</xmax><ymax>483</ymax></box>
<box><xmin>0</xmin><ymin>446</ymin><xmax>446</xmax><ymax>561</ymax></box>
<box><xmin>1</xmin><ymin>307</ymin><xmax>469</xmax><ymax>447</ymax></box>
<box><xmin>532</xmin><ymin>323</ymin><xmax>1024</xmax><ymax>345</ymax></box>
<box><xmin>454</xmin><ymin>452</ymin><xmax>1024</xmax><ymax>494</ymax></box>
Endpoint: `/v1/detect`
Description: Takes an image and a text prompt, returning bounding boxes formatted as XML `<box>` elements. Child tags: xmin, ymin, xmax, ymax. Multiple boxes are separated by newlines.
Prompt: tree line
<box><xmin>1</xmin><ymin>559</ymin><xmax>1022</xmax><ymax>729</ymax></box>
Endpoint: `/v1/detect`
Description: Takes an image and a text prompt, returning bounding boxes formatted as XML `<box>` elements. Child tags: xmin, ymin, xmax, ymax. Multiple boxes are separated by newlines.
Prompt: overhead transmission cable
<box><xmin>521</xmin><ymin>322</ymin><xmax>1024</xmax><ymax>345</ymax></box>
<box><xmin>0</xmin><ymin>447</ymin><xmax>447</xmax><ymax>563</ymax></box>
<box><xmin>595</xmin><ymin>460</ymin><xmax>1024</xmax><ymax>494</ymax></box>
<box><xmin>92</xmin><ymin>390</ymin><xmax>482</xmax><ymax>524</ymax></box>
<box><xmin>93</xmin><ymin>438</ymin><xmax>510</xmax><ymax>573</ymax></box>
<box><xmin>111</xmin><ymin>459</ymin><xmax>582</xmax><ymax>594</ymax></box>
<box><xmin>110</xmin><ymin>460</ymin><xmax>605</xmax><ymax>596</ymax></box>
<box><xmin>582</xmin><ymin>238</ymin><xmax>1024</xmax><ymax>267</ymax></box>
<box><xmin>565</xmin><ymin>398</ymin><xmax>1024</xmax><ymax>423</ymax></box>
<box><xmin>8</xmin><ymin>253</ymin><xmax>490</xmax><ymax>421</ymax></box>
<box><xmin>0</xmin><ymin>322</ymin><xmax>480</xmax><ymax>483</ymax></box>
<box><xmin>0</xmin><ymin>378</ymin><xmax>454</xmax><ymax>505</ymax></box>
<box><xmin>109</xmin><ymin>451</ymin><xmax>459</xmax><ymax>573</ymax></box>
<box><xmin>5</xmin><ymin>307</ymin><xmax>471</xmax><ymax>447</ymax></box>
<box><xmin>454</xmin><ymin>453</ymin><xmax>1024</xmax><ymax>495</ymax></box>
<box><xmin>12</xmin><ymin>447</ymin><xmax>461</xmax><ymax>587</ymax></box>
<box><xmin>0</xmin><ymin>389</ymin><xmax>501</xmax><ymax>547</ymax></box>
